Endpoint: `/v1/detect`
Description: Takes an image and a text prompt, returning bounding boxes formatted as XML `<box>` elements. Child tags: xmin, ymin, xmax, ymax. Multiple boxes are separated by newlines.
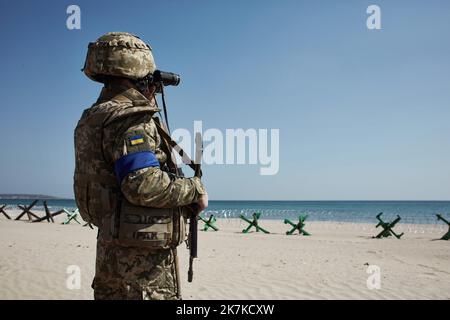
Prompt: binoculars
<box><xmin>147</xmin><ymin>70</ymin><xmax>181</xmax><ymax>87</ymax></box>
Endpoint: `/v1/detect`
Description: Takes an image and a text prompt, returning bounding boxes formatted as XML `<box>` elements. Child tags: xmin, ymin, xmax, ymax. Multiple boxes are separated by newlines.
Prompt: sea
<box><xmin>1</xmin><ymin>199</ymin><xmax>450</xmax><ymax>225</ymax></box>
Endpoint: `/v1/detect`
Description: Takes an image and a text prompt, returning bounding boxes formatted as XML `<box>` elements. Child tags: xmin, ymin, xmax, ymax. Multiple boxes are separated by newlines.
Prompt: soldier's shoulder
<box><xmin>81</xmin><ymin>96</ymin><xmax>155</xmax><ymax>127</ymax></box>
<box><xmin>78</xmin><ymin>99</ymin><xmax>123</xmax><ymax>121</ymax></box>
<box><xmin>89</xmin><ymin>98</ymin><xmax>129</xmax><ymax>116</ymax></box>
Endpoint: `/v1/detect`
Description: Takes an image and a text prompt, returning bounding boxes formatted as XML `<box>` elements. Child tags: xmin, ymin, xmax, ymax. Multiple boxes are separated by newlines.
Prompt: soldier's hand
<box><xmin>196</xmin><ymin>192</ymin><xmax>209</xmax><ymax>214</ymax></box>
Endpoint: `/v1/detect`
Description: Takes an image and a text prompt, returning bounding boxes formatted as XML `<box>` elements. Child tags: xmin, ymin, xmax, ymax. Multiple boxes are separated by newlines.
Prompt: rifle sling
<box><xmin>154</xmin><ymin>119</ymin><xmax>200</xmax><ymax>174</ymax></box>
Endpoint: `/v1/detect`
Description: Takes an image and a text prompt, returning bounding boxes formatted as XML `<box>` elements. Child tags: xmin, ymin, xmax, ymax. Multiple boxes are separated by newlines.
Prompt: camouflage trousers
<box><xmin>92</xmin><ymin>240</ymin><xmax>181</xmax><ymax>300</ymax></box>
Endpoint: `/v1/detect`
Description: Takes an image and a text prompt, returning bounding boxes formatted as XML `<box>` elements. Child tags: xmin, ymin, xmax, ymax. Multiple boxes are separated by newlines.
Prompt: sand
<box><xmin>0</xmin><ymin>210</ymin><xmax>449</xmax><ymax>300</ymax></box>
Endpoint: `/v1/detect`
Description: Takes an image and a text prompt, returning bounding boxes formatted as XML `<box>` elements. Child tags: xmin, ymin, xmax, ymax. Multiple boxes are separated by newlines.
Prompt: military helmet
<box><xmin>83</xmin><ymin>32</ymin><xmax>156</xmax><ymax>83</ymax></box>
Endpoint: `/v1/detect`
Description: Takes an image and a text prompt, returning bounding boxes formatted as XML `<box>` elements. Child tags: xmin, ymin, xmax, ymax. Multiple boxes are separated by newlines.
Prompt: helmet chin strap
<box><xmin>153</xmin><ymin>82</ymin><xmax>171</xmax><ymax>134</ymax></box>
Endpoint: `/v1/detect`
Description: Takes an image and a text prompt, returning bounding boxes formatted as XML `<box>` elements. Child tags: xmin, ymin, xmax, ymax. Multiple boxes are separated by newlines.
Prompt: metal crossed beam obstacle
<box><xmin>374</xmin><ymin>212</ymin><xmax>404</xmax><ymax>239</ymax></box>
<box><xmin>0</xmin><ymin>200</ymin><xmax>85</xmax><ymax>225</ymax></box>
<box><xmin>0</xmin><ymin>204</ymin><xmax>11</xmax><ymax>220</ymax></box>
<box><xmin>284</xmin><ymin>215</ymin><xmax>311</xmax><ymax>236</ymax></box>
<box><xmin>1</xmin><ymin>200</ymin><xmax>63</xmax><ymax>222</ymax></box>
<box><xmin>0</xmin><ymin>200</ymin><xmax>92</xmax><ymax>227</ymax></box>
<box><xmin>32</xmin><ymin>201</ymin><xmax>64</xmax><ymax>223</ymax></box>
<box><xmin>15</xmin><ymin>200</ymin><xmax>40</xmax><ymax>221</ymax></box>
<box><xmin>199</xmin><ymin>214</ymin><xmax>219</xmax><ymax>231</ymax></box>
<box><xmin>240</xmin><ymin>212</ymin><xmax>270</xmax><ymax>234</ymax></box>
<box><xmin>63</xmin><ymin>208</ymin><xmax>81</xmax><ymax>225</ymax></box>
<box><xmin>436</xmin><ymin>214</ymin><xmax>450</xmax><ymax>240</ymax></box>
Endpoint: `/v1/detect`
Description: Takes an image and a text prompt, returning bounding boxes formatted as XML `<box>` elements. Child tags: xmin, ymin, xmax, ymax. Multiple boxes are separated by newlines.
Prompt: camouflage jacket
<box><xmin>74</xmin><ymin>85</ymin><xmax>205</xmax><ymax>227</ymax></box>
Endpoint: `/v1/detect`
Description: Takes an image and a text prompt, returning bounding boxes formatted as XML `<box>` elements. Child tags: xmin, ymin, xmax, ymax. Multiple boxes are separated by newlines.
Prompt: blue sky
<box><xmin>0</xmin><ymin>0</ymin><xmax>449</xmax><ymax>200</ymax></box>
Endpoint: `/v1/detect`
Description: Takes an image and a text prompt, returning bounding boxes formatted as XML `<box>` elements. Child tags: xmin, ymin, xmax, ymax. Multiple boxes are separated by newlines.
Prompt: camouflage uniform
<box><xmin>74</xmin><ymin>33</ymin><xmax>205</xmax><ymax>300</ymax></box>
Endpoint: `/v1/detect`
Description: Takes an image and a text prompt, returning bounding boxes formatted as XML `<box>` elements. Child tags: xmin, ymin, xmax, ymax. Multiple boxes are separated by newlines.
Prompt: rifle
<box><xmin>188</xmin><ymin>132</ymin><xmax>203</xmax><ymax>282</ymax></box>
<box><xmin>154</xmin><ymin>81</ymin><xmax>203</xmax><ymax>283</ymax></box>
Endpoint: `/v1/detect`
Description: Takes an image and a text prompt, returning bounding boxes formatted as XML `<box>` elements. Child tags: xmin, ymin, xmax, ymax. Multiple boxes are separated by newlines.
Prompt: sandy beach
<box><xmin>0</xmin><ymin>210</ymin><xmax>449</xmax><ymax>300</ymax></box>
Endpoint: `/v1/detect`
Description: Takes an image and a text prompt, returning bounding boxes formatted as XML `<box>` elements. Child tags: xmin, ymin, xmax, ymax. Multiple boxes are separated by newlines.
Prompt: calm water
<box><xmin>1</xmin><ymin>199</ymin><xmax>450</xmax><ymax>225</ymax></box>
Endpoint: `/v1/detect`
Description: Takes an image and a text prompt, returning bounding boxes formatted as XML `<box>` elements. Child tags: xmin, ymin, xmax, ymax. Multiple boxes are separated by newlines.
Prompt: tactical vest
<box><xmin>74</xmin><ymin>88</ymin><xmax>186</xmax><ymax>249</ymax></box>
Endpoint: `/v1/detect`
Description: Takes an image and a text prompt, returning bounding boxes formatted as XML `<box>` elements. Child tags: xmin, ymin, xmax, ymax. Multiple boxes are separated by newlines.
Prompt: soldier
<box><xmin>74</xmin><ymin>32</ymin><xmax>208</xmax><ymax>300</ymax></box>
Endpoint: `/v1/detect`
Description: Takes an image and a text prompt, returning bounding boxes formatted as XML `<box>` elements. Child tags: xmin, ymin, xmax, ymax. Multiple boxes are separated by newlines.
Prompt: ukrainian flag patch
<box><xmin>129</xmin><ymin>135</ymin><xmax>145</xmax><ymax>146</ymax></box>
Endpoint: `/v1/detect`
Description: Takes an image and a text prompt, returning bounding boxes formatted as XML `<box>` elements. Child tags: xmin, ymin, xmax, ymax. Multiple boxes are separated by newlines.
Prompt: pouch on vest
<box><xmin>74</xmin><ymin>184</ymin><xmax>93</xmax><ymax>225</ymax></box>
<box><xmin>74</xmin><ymin>177</ymin><xmax>118</xmax><ymax>227</ymax></box>
<box><xmin>99</xmin><ymin>200</ymin><xmax>187</xmax><ymax>249</ymax></box>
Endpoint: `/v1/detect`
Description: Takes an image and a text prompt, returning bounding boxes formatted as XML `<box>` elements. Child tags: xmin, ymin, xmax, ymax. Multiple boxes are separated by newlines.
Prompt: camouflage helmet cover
<box><xmin>83</xmin><ymin>32</ymin><xmax>156</xmax><ymax>82</ymax></box>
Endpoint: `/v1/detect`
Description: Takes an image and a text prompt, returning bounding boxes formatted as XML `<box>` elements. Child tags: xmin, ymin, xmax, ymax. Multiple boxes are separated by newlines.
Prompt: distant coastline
<box><xmin>0</xmin><ymin>194</ymin><xmax>63</xmax><ymax>200</ymax></box>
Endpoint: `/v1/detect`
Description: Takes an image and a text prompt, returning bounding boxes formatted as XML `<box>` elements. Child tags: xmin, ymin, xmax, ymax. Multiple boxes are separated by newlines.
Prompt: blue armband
<box><xmin>114</xmin><ymin>151</ymin><xmax>160</xmax><ymax>184</ymax></box>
